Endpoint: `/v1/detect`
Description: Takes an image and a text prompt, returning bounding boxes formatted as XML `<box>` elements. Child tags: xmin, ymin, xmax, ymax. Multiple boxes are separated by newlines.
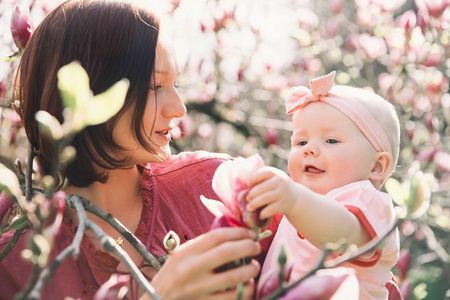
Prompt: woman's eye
<box><xmin>327</xmin><ymin>139</ymin><xmax>339</xmax><ymax>144</ymax></box>
<box><xmin>150</xmin><ymin>84</ymin><xmax>163</xmax><ymax>91</ymax></box>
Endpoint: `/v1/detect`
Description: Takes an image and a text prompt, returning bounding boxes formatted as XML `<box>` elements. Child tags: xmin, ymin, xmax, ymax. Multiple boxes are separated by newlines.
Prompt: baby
<box><xmin>247</xmin><ymin>71</ymin><xmax>400</xmax><ymax>299</ymax></box>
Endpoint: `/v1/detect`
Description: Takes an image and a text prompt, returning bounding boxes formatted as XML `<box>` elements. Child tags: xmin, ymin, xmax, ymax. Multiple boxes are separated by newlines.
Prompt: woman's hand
<box><xmin>147</xmin><ymin>227</ymin><xmax>261</xmax><ymax>300</ymax></box>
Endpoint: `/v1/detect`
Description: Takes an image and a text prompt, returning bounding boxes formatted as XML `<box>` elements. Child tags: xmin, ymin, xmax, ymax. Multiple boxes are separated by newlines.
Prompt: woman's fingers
<box><xmin>174</xmin><ymin>237</ymin><xmax>261</xmax><ymax>273</ymax></box>
<box><xmin>199</xmin><ymin>280</ymin><xmax>255</xmax><ymax>300</ymax></box>
<box><xmin>188</xmin><ymin>261</ymin><xmax>260</xmax><ymax>298</ymax></box>
<box><xmin>175</xmin><ymin>227</ymin><xmax>257</xmax><ymax>256</ymax></box>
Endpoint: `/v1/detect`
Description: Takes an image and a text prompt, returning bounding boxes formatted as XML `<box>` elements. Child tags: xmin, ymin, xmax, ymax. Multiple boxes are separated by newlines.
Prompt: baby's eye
<box><xmin>297</xmin><ymin>140</ymin><xmax>307</xmax><ymax>146</ymax></box>
<box><xmin>326</xmin><ymin>139</ymin><xmax>339</xmax><ymax>144</ymax></box>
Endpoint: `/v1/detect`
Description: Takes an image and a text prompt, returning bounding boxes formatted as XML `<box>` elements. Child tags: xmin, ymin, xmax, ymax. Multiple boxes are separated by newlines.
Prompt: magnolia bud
<box><xmin>397</xmin><ymin>249</ymin><xmax>411</xmax><ymax>280</ymax></box>
<box><xmin>163</xmin><ymin>230</ymin><xmax>180</xmax><ymax>253</ymax></box>
<box><xmin>10</xmin><ymin>5</ymin><xmax>33</xmax><ymax>51</ymax></box>
<box><xmin>0</xmin><ymin>191</ymin><xmax>14</xmax><ymax>229</ymax></box>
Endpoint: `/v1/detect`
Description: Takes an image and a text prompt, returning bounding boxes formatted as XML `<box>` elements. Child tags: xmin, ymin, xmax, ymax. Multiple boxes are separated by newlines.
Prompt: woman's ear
<box><xmin>369</xmin><ymin>152</ymin><xmax>393</xmax><ymax>182</ymax></box>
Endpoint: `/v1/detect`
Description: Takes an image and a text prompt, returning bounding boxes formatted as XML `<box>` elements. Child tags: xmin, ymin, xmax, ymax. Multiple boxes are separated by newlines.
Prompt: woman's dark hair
<box><xmin>15</xmin><ymin>0</ymin><xmax>160</xmax><ymax>187</ymax></box>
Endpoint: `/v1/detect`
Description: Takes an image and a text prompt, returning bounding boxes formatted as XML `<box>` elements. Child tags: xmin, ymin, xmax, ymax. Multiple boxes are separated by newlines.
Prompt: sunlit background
<box><xmin>1</xmin><ymin>0</ymin><xmax>449</xmax><ymax>299</ymax></box>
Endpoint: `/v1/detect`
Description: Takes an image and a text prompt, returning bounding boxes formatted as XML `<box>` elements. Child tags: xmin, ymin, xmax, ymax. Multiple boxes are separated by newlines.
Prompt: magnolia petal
<box><xmin>200</xmin><ymin>195</ymin><xmax>226</xmax><ymax>218</ymax></box>
<box><xmin>85</xmin><ymin>79</ymin><xmax>130</xmax><ymax>126</ymax></box>
<box><xmin>282</xmin><ymin>267</ymin><xmax>358</xmax><ymax>300</ymax></box>
<box><xmin>57</xmin><ymin>61</ymin><xmax>91</xmax><ymax>111</ymax></box>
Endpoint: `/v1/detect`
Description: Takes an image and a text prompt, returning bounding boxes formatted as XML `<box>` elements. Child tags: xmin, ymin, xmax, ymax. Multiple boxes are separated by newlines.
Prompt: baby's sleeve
<box><xmin>327</xmin><ymin>182</ymin><xmax>399</xmax><ymax>267</ymax></box>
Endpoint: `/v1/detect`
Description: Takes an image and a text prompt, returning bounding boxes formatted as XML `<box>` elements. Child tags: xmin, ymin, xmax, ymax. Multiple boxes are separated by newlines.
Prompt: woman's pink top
<box><xmin>0</xmin><ymin>151</ymin><xmax>279</xmax><ymax>300</ymax></box>
<box><xmin>257</xmin><ymin>180</ymin><xmax>400</xmax><ymax>300</ymax></box>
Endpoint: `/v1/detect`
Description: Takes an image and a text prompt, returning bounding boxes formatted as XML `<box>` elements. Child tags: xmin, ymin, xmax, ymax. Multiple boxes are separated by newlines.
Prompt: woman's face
<box><xmin>113</xmin><ymin>42</ymin><xmax>186</xmax><ymax>164</ymax></box>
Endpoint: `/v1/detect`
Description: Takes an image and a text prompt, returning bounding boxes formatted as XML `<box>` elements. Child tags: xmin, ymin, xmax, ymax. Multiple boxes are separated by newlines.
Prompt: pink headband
<box><xmin>286</xmin><ymin>71</ymin><xmax>393</xmax><ymax>182</ymax></box>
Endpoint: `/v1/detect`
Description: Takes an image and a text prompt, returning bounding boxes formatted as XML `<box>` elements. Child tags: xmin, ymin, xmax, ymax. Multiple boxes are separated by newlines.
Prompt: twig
<box><xmin>264</xmin><ymin>248</ymin><xmax>333</xmax><ymax>300</ymax></box>
<box><xmin>67</xmin><ymin>195</ymin><xmax>163</xmax><ymax>270</ymax></box>
<box><xmin>25</xmin><ymin>143</ymin><xmax>36</xmax><ymax>202</ymax></box>
<box><xmin>263</xmin><ymin>216</ymin><xmax>404</xmax><ymax>300</ymax></box>
<box><xmin>27</xmin><ymin>197</ymin><xmax>87</xmax><ymax>299</ymax></box>
<box><xmin>0</xmin><ymin>227</ymin><xmax>25</xmax><ymax>261</ymax></box>
<box><xmin>86</xmin><ymin>219</ymin><xmax>161</xmax><ymax>300</ymax></box>
<box><xmin>325</xmin><ymin>217</ymin><xmax>403</xmax><ymax>268</ymax></box>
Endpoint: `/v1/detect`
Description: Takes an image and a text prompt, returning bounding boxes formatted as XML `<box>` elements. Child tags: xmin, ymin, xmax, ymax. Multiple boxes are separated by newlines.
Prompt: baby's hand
<box><xmin>246</xmin><ymin>167</ymin><xmax>298</xmax><ymax>219</ymax></box>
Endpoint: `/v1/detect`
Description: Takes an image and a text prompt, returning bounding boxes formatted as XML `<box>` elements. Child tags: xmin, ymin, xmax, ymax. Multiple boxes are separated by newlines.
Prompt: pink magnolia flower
<box><xmin>396</xmin><ymin>10</ymin><xmax>417</xmax><ymax>38</ymax></box>
<box><xmin>94</xmin><ymin>274</ymin><xmax>130</xmax><ymax>300</ymax></box>
<box><xmin>0</xmin><ymin>191</ymin><xmax>14</xmax><ymax>230</ymax></box>
<box><xmin>10</xmin><ymin>5</ymin><xmax>34</xmax><ymax>51</ymax></box>
<box><xmin>259</xmin><ymin>267</ymin><xmax>358</xmax><ymax>300</ymax></box>
<box><xmin>415</xmin><ymin>0</ymin><xmax>449</xmax><ymax>18</ymax></box>
<box><xmin>399</xmin><ymin>278</ymin><xmax>411</xmax><ymax>300</ymax></box>
<box><xmin>202</xmin><ymin>153</ymin><xmax>271</xmax><ymax>230</ymax></box>
<box><xmin>359</xmin><ymin>33</ymin><xmax>388</xmax><ymax>59</ymax></box>
<box><xmin>370</xmin><ymin>0</ymin><xmax>407</xmax><ymax>12</ymax></box>
<box><xmin>396</xmin><ymin>249</ymin><xmax>411</xmax><ymax>280</ymax></box>
<box><xmin>42</xmin><ymin>191</ymin><xmax>66</xmax><ymax>245</ymax></box>
<box><xmin>0</xmin><ymin>81</ymin><xmax>6</xmax><ymax>103</ymax></box>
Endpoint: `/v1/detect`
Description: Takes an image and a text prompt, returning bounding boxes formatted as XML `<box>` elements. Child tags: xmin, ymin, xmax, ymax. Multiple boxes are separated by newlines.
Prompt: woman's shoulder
<box><xmin>146</xmin><ymin>151</ymin><xmax>232</xmax><ymax>176</ymax></box>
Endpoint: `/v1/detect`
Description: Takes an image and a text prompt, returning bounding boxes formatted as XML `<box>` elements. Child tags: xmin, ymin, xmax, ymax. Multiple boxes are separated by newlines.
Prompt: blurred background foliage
<box><xmin>0</xmin><ymin>0</ymin><xmax>449</xmax><ymax>299</ymax></box>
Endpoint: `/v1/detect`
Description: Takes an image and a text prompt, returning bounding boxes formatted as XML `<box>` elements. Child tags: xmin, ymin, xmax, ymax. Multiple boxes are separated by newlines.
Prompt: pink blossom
<box><xmin>172</xmin><ymin>114</ymin><xmax>195</xmax><ymax>140</ymax></box>
<box><xmin>384</xmin><ymin>278</ymin><xmax>403</xmax><ymax>300</ymax></box>
<box><xmin>344</xmin><ymin>34</ymin><xmax>360</xmax><ymax>52</ymax></box>
<box><xmin>416</xmin><ymin>9</ymin><xmax>429</xmax><ymax>33</ymax></box>
<box><xmin>400</xmin><ymin>278</ymin><xmax>411</xmax><ymax>300</ymax></box>
<box><xmin>331</xmin><ymin>0</ymin><xmax>344</xmax><ymax>14</ymax></box>
<box><xmin>260</xmin><ymin>267</ymin><xmax>358</xmax><ymax>300</ymax></box>
<box><xmin>420</xmin><ymin>45</ymin><xmax>444</xmax><ymax>67</ymax></box>
<box><xmin>10</xmin><ymin>5</ymin><xmax>34</xmax><ymax>51</ymax></box>
<box><xmin>396</xmin><ymin>249</ymin><xmax>411</xmax><ymax>280</ymax></box>
<box><xmin>0</xmin><ymin>81</ymin><xmax>6</xmax><ymax>102</ymax></box>
<box><xmin>425</xmin><ymin>70</ymin><xmax>448</xmax><ymax>93</ymax></box>
<box><xmin>396</xmin><ymin>10</ymin><xmax>417</xmax><ymax>37</ymax></box>
<box><xmin>0</xmin><ymin>191</ymin><xmax>14</xmax><ymax>229</ymax></box>
<box><xmin>42</xmin><ymin>191</ymin><xmax>66</xmax><ymax>245</ymax></box>
<box><xmin>94</xmin><ymin>274</ymin><xmax>129</xmax><ymax>300</ymax></box>
<box><xmin>258</xmin><ymin>263</ymin><xmax>293</xmax><ymax>299</ymax></box>
<box><xmin>197</xmin><ymin>123</ymin><xmax>213</xmax><ymax>139</ymax></box>
<box><xmin>416</xmin><ymin>0</ymin><xmax>449</xmax><ymax>18</ymax></box>
<box><xmin>434</xmin><ymin>151</ymin><xmax>450</xmax><ymax>172</ymax></box>
<box><xmin>359</xmin><ymin>33</ymin><xmax>388</xmax><ymax>59</ymax></box>
<box><xmin>202</xmin><ymin>153</ymin><xmax>270</xmax><ymax>229</ymax></box>
<box><xmin>264</xmin><ymin>127</ymin><xmax>278</xmax><ymax>146</ymax></box>
<box><xmin>370</xmin><ymin>0</ymin><xmax>407</xmax><ymax>12</ymax></box>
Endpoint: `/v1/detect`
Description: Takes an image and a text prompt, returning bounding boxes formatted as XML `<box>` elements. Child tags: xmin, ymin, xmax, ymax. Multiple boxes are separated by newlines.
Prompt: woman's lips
<box><xmin>155</xmin><ymin>129</ymin><xmax>172</xmax><ymax>143</ymax></box>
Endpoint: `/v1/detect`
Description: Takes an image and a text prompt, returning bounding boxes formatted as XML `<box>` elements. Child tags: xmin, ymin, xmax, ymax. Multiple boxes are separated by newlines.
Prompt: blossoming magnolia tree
<box><xmin>0</xmin><ymin>0</ymin><xmax>449</xmax><ymax>299</ymax></box>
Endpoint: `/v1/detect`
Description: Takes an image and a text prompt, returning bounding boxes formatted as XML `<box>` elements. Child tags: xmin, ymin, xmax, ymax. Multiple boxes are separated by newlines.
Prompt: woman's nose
<box><xmin>303</xmin><ymin>143</ymin><xmax>319</xmax><ymax>157</ymax></box>
<box><xmin>163</xmin><ymin>89</ymin><xmax>186</xmax><ymax>119</ymax></box>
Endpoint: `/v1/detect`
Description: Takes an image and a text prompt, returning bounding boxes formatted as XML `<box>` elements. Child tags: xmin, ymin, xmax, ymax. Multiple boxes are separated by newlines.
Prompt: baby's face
<box><xmin>288</xmin><ymin>102</ymin><xmax>378</xmax><ymax>195</ymax></box>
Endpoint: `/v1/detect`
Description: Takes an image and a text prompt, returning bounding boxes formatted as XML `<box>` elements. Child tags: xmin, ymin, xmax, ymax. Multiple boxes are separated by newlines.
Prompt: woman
<box><xmin>0</xmin><ymin>0</ymin><xmax>272</xmax><ymax>299</ymax></box>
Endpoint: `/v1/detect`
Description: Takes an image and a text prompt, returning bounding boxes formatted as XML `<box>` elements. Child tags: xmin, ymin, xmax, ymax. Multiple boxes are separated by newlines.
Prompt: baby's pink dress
<box><xmin>257</xmin><ymin>180</ymin><xmax>400</xmax><ymax>300</ymax></box>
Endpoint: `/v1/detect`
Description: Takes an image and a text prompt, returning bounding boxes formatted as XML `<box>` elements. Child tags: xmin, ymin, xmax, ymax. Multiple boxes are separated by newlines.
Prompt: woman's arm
<box><xmin>145</xmin><ymin>227</ymin><xmax>261</xmax><ymax>300</ymax></box>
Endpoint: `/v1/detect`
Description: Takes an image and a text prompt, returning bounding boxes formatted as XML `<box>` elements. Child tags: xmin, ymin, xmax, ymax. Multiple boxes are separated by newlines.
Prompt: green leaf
<box><xmin>85</xmin><ymin>79</ymin><xmax>129</xmax><ymax>126</ymax></box>
<box><xmin>57</xmin><ymin>61</ymin><xmax>91</xmax><ymax>111</ymax></box>
<box><xmin>384</xmin><ymin>178</ymin><xmax>404</xmax><ymax>206</ymax></box>
<box><xmin>0</xmin><ymin>164</ymin><xmax>21</xmax><ymax>197</ymax></box>
<box><xmin>5</xmin><ymin>214</ymin><xmax>28</xmax><ymax>232</ymax></box>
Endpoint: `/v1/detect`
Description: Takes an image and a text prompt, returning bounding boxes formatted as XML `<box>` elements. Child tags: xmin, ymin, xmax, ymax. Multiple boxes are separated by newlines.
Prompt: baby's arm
<box><xmin>246</xmin><ymin>167</ymin><xmax>370</xmax><ymax>250</ymax></box>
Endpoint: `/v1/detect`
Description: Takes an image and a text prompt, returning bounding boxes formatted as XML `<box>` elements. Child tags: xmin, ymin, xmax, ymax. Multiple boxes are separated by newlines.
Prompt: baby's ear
<box><xmin>370</xmin><ymin>152</ymin><xmax>392</xmax><ymax>182</ymax></box>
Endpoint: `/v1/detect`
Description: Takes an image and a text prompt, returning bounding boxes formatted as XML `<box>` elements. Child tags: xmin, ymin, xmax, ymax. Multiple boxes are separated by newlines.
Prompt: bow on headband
<box><xmin>285</xmin><ymin>71</ymin><xmax>393</xmax><ymax>185</ymax></box>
